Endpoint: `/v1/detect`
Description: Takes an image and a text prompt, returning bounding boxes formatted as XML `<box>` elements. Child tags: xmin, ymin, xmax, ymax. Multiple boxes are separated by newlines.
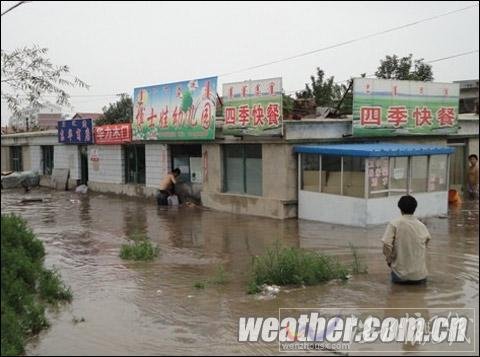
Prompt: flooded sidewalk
<box><xmin>1</xmin><ymin>188</ymin><xmax>478</xmax><ymax>355</ymax></box>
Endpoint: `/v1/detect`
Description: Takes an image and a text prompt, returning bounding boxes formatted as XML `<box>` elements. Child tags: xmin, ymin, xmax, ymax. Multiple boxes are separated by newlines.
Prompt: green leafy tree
<box><xmin>375</xmin><ymin>54</ymin><xmax>433</xmax><ymax>81</ymax></box>
<box><xmin>95</xmin><ymin>94</ymin><xmax>133</xmax><ymax>126</ymax></box>
<box><xmin>1</xmin><ymin>45</ymin><xmax>89</xmax><ymax>117</ymax></box>
<box><xmin>296</xmin><ymin>67</ymin><xmax>340</xmax><ymax>107</ymax></box>
<box><xmin>295</xmin><ymin>67</ymin><xmax>357</xmax><ymax>115</ymax></box>
<box><xmin>282</xmin><ymin>94</ymin><xmax>294</xmax><ymax>118</ymax></box>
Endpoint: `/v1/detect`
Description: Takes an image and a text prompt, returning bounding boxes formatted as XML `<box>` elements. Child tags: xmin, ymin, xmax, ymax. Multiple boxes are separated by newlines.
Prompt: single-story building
<box><xmin>295</xmin><ymin>143</ymin><xmax>454</xmax><ymax>226</ymax></box>
<box><xmin>1</xmin><ymin>114</ymin><xmax>478</xmax><ymax>223</ymax></box>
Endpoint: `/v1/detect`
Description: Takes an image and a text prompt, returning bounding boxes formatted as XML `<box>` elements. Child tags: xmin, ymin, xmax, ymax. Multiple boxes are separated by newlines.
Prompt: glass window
<box><xmin>10</xmin><ymin>146</ymin><xmax>23</xmax><ymax>172</ymax></box>
<box><xmin>342</xmin><ymin>156</ymin><xmax>365</xmax><ymax>198</ymax></box>
<box><xmin>224</xmin><ymin>145</ymin><xmax>244</xmax><ymax>193</ymax></box>
<box><xmin>41</xmin><ymin>146</ymin><xmax>54</xmax><ymax>175</ymax></box>
<box><xmin>389</xmin><ymin>157</ymin><xmax>408</xmax><ymax>196</ymax></box>
<box><xmin>224</xmin><ymin>144</ymin><xmax>262</xmax><ymax>196</ymax></box>
<box><xmin>448</xmin><ymin>144</ymin><xmax>465</xmax><ymax>189</ymax></box>
<box><xmin>245</xmin><ymin>145</ymin><xmax>262</xmax><ymax>196</ymax></box>
<box><xmin>301</xmin><ymin>154</ymin><xmax>320</xmax><ymax>192</ymax></box>
<box><xmin>124</xmin><ymin>144</ymin><xmax>145</xmax><ymax>184</ymax></box>
<box><xmin>321</xmin><ymin>155</ymin><xmax>341</xmax><ymax>195</ymax></box>
<box><xmin>367</xmin><ymin>157</ymin><xmax>389</xmax><ymax>198</ymax></box>
<box><xmin>410</xmin><ymin>156</ymin><xmax>428</xmax><ymax>193</ymax></box>
<box><xmin>428</xmin><ymin>155</ymin><xmax>448</xmax><ymax>192</ymax></box>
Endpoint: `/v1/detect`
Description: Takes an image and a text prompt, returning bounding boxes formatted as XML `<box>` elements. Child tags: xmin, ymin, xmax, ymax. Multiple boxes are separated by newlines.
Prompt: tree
<box><xmin>296</xmin><ymin>67</ymin><xmax>340</xmax><ymax>107</ymax></box>
<box><xmin>95</xmin><ymin>93</ymin><xmax>133</xmax><ymax>126</ymax></box>
<box><xmin>282</xmin><ymin>94</ymin><xmax>294</xmax><ymax>118</ymax></box>
<box><xmin>375</xmin><ymin>54</ymin><xmax>433</xmax><ymax>81</ymax></box>
<box><xmin>295</xmin><ymin>67</ymin><xmax>355</xmax><ymax>115</ymax></box>
<box><xmin>1</xmin><ymin>45</ymin><xmax>89</xmax><ymax>117</ymax></box>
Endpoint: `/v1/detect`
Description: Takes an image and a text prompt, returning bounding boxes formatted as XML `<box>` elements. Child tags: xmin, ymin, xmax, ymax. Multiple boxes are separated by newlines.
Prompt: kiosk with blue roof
<box><xmin>294</xmin><ymin>143</ymin><xmax>455</xmax><ymax>226</ymax></box>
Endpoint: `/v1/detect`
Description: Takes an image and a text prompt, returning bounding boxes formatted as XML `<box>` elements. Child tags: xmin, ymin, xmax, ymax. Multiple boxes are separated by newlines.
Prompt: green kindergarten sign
<box><xmin>222</xmin><ymin>77</ymin><xmax>283</xmax><ymax>136</ymax></box>
<box><xmin>133</xmin><ymin>77</ymin><xmax>217</xmax><ymax>140</ymax></box>
<box><xmin>352</xmin><ymin>78</ymin><xmax>460</xmax><ymax>137</ymax></box>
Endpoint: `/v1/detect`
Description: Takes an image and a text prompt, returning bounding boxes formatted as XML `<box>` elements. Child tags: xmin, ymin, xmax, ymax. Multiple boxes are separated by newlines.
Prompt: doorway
<box><xmin>79</xmin><ymin>145</ymin><xmax>89</xmax><ymax>185</ymax></box>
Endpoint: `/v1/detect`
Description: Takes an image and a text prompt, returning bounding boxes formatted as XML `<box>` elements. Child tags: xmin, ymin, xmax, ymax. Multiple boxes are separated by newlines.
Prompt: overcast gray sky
<box><xmin>1</xmin><ymin>1</ymin><xmax>479</xmax><ymax>124</ymax></box>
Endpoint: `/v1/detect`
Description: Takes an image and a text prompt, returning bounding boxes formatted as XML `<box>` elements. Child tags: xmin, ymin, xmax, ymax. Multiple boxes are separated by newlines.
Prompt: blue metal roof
<box><xmin>293</xmin><ymin>143</ymin><xmax>455</xmax><ymax>157</ymax></box>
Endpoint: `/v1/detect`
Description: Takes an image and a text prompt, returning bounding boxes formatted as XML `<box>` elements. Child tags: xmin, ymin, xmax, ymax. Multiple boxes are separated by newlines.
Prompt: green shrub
<box><xmin>38</xmin><ymin>269</ymin><xmax>73</xmax><ymax>304</ymax></box>
<box><xmin>1</xmin><ymin>214</ymin><xmax>72</xmax><ymax>356</ymax></box>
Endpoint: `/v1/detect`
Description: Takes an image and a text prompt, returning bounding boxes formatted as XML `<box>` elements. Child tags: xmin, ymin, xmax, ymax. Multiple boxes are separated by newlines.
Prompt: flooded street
<box><xmin>1</xmin><ymin>188</ymin><xmax>478</xmax><ymax>355</ymax></box>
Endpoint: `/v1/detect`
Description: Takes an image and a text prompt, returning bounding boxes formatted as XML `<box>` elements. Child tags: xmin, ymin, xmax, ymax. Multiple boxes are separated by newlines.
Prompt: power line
<box><xmin>338</xmin><ymin>49</ymin><xmax>479</xmax><ymax>84</ymax></box>
<box><xmin>3</xmin><ymin>49</ymin><xmax>476</xmax><ymax>102</ymax></box>
<box><xmin>1</xmin><ymin>94</ymin><xmax>122</xmax><ymax>100</ymax></box>
<box><xmin>217</xmin><ymin>4</ymin><xmax>478</xmax><ymax>78</ymax></box>
<box><xmin>1</xmin><ymin>1</ymin><xmax>30</xmax><ymax>16</ymax></box>
<box><xmin>2</xmin><ymin>4</ymin><xmax>477</xmax><ymax>107</ymax></box>
<box><xmin>426</xmin><ymin>49</ymin><xmax>479</xmax><ymax>64</ymax></box>
<box><xmin>284</xmin><ymin>49</ymin><xmax>479</xmax><ymax>95</ymax></box>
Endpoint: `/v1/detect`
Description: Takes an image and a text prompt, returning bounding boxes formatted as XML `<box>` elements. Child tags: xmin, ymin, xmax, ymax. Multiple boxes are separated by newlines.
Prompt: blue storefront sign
<box><xmin>58</xmin><ymin>119</ymin><xmax>94</xmax><ymax>144</ymax></box>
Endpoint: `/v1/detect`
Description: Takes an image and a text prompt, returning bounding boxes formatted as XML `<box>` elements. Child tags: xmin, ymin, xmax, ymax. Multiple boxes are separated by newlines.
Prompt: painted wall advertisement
<box><xmin>368</xmin><ymin>157</ymin><xmax>389</xmax><ymax>194</ymax></box>
<box><xmin>133</xmin><ymin>77</ymin><xmax>218</xmax><ymax>141</ymax></box>
<box><xmin>222</xmin><ymin>77</ymin><xmax>283</xmax><ymax>136</ymax></box>
<box><xmin>352</xmin><ymin>78</ymin><xmax>460</xmax><ymax>137</ymax></box>
<box><xmin>58</xmin><ymin>119</ymin><xmax>93</xmax><ymax>144</ymax></box>
<box><xmin>94</xmin><ymin>123</ymin><xmax>132</xmax><ymax>144</ymax></box>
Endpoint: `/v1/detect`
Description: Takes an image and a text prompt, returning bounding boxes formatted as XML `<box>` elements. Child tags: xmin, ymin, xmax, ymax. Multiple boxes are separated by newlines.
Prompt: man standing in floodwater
<box><xmin>467</xmin><ymin>154</ymin><xmax>479</xmax><ymax>199</ymax></box>
<box><xmin>157</xmin><ymin>168</ymin><xmax>181</xmax><ymax>206</ymax></box>
<box><xmin>382</xmin><ymin>195</ymin><xmax>431</xmax><ymax>284</ymax></box>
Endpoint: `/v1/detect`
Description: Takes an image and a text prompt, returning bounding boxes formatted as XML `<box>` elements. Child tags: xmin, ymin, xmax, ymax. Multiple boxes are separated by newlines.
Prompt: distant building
<box><xmin>72</xmin><ymin>112</ymin><xmax>103</xmax><ymax>121</ymax></box>
<box><xmin>454</xmin><ymin>79</ymin><xmax>479</xmax><ymax>114</ymax></box>
<box><xmin>8</xmin><ymin>102</ymin><xmax>63</xmax><ymax>131</ymax></box>
<box><xmin>37</xmin><ymin>113</ymin><xmax>62</xmax><ymax>130</ymax></box>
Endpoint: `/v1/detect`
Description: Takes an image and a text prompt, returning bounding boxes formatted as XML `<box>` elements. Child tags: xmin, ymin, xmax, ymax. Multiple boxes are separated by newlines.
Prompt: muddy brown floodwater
<box><xmin>1</xmin><ymin>188</ymin><xmax>478</xmax><ymax>355</ymax></box>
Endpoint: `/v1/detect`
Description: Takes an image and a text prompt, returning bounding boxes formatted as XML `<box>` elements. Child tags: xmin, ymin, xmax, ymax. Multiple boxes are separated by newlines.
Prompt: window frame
<box><xmin>124</xmin><ymin>144</ymin><xmax>146</xmax><ymax>184</ymax></box>
<box><xmin>10</xmin><ymin>146</ymin><xmax>23</xmax><ymax>172</ymax></box>
<box><xmin>299</xmin><ymin>153</ymin><xmax>451</xmax><ymax>198</ymax></box>
<box><xmin>223</xmin><ymin>144</ymin><xmax>262</xmax><ymax>196</ymax></box>
<box><xmin>41</xmin><ymin>145</ymin><xmax>54</xmax><ymax>175</ymax></box>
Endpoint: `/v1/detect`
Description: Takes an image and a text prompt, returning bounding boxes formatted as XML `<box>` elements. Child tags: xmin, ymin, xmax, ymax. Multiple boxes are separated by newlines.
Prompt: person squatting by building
<box><xmin>157</xmin><ymin>168</ymin><xmax>181</xmax><ymax>206</ymax></box>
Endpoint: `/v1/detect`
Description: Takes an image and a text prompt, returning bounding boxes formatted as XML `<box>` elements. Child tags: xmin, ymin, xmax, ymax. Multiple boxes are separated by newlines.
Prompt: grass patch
<box><xmin>348</xmin><ymin>243</ymin><xmax>368</xmax><ymax>274</ymax></box>
<box><xmin>193</xmin><ymin>282</ymin><xmax>206</xmax><ymax>289</ymax></box>
<box><xmin>119</xmin><ymin>233</ymin><xmax>160</xmax><ymax>261</ymax></box>
<box><xmin>193</xmin><ymin>265</ymin><xmax>229</xmax><ymax>289</ymax></box>
<box><xmin>209</xmin><ymin>265</ymin><xmax>229</xmax><ymax>285</ymax></box>
<box><xmin>247</xmin><ymin>244</ymin><xmax>349</xmax><ymax>294</ymax></box>
<box><xmin>1</xmin><ymin>213</ymin><xmax>72</xmax><ymax>356</ymax></box>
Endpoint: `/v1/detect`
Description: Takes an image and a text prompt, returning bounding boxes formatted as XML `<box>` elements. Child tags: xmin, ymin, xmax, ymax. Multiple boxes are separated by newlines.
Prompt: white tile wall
<box><xmin>88</xmin><ymin>145</ymin><xmax>124</xmax><ymax>184</ymax></box>
<box><xmin>53</xmin><ymin>145</ymin><xmax>79</xmax><ymax>179</ymax></box>
<box><xmin>146</xmin><ymin>144</ymin><xmax>170</xmax><ymax>188</ymax></box>
<box><xmin>30</xmin><ymin>145</ymin><xmax>43</xmax><ymax>173</ymax></box>
<box><xmin>52</xmin><ymin>144</ymin><xmax>171</xmax><ymax>186</ymax></box>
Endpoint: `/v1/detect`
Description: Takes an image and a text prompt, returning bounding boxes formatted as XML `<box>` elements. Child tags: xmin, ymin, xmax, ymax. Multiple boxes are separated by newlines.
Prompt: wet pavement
<box><xmin>1</xmin><ymin>188</ymin><xmax>478</xmax><ymax>355</ymax></box>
